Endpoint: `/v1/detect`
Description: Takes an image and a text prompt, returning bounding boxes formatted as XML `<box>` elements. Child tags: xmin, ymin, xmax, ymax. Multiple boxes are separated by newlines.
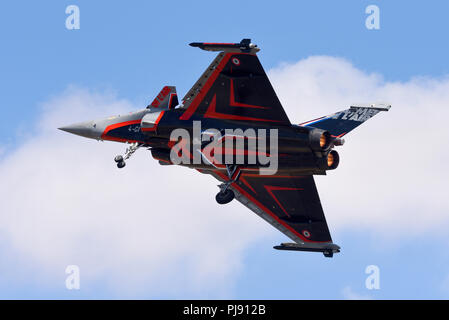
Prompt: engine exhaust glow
<box><xmin>320</xmin><ymin>134</ymin><xmax>327</xmax><ymax>148</ymax></box>
<box><xmin>327</xmin><ymin>152</ymin><xmax>334</xmax><ymax>167</ymax></box>
<box><xmin>325</xmin><ymin>150</ymin><xmax>339</xmax><ymax>170</ymax></box>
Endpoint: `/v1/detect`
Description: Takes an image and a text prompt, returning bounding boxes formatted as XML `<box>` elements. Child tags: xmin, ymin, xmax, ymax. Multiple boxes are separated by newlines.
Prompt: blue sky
<box><xmin>1</xmin><ymin>1</ymin><xmax>449</xmax><ymax>299</ymax></box>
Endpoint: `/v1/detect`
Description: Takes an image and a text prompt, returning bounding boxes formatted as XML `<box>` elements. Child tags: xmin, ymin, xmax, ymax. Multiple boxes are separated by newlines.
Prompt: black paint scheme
<box><xmin>102</xmin><ymin>40</ymin><xmax>389</xmax><ymax>257</ymax></box>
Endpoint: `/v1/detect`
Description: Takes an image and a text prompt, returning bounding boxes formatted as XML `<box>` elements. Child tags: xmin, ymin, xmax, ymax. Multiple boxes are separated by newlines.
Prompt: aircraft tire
<box><xmin>215</xmin><ymin>189</ymin><xmax>235</xmax><ymax>205</ymax></box>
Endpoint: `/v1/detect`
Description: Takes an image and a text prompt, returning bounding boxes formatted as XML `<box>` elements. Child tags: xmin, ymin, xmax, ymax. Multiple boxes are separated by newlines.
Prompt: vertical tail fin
<box><xmin>147</xmin><ymin>86</ymin><xmax>178</xmax><ymax>110</ymax></box>
<box><xmin>300</xmin><ymin>103</ymin><xmax>391</xmax><ymax>137</ymax></box>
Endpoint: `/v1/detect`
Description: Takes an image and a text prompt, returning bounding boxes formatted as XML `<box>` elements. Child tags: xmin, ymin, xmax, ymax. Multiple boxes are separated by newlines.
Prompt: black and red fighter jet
<box><xmin>59</xmin><ymin>39</ymin><xmax>390</xmax><ymax>257</ymax></box>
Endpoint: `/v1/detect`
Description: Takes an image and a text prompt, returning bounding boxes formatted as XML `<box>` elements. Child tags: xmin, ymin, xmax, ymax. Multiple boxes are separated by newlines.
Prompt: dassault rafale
<box><xmin>60</xmin><ymin>39</ymin><xmax>390</xmax><ymax>257</ymax></box>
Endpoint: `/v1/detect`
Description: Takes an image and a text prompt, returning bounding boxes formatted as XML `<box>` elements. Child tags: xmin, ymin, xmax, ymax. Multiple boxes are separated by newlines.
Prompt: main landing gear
<box><xmin>114</xmin><ymin>142</ymin><xmax>142</xmax><ymax>169</ymax></box>
<box><xmin>216</xmin><ymin>189</ymin><xmax>235</xmax><ymax>204</ymax></box>
<box><xmin>215</xmin><ymin>165</ymin><xmax>241</xmax><ymax>205</ymax></box>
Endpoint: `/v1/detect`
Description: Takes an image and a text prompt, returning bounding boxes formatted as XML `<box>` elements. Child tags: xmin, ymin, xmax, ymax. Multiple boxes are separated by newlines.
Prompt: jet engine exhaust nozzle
<box><xmin>326</xmin><ymin>150</ymin><xmax>339</xmax><ymax>170</ymax></box>
<box><xmin>309</xmin><ymin>129</ymin><xmax>331</xmax><ymax>151</ymax></box>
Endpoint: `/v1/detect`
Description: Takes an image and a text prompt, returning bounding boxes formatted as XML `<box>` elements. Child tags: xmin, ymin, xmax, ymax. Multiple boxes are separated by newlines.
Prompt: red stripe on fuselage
<box><xmin>101</xmin><ymin>120</ymin><xmax>144</xmax><ymax>143</ymax></box>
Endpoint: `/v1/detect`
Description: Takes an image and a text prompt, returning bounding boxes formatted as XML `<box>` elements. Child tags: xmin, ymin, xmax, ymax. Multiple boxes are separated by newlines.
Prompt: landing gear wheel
<box><xmin>117</xmin><ymin>161</ymin><xmax>126</xmax><ymax>169</ymax></box>
<box><xmin>215</xmin><ymin>189</ymin><xmax>235</xmax><ymax>205</ymax></box>
<box><xmin>114</xmin><ymin>155</ymin><xmax>123</xmax><ymax>163</ymax></box>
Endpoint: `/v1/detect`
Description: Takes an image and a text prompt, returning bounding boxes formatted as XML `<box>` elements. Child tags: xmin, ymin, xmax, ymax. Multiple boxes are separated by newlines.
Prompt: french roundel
<box><xmin>302</xmin><ymin>230</ymin><xmax>311</xmax><ymax>238</ymax></box>
<box><xmin>232</xmin><ymin>57</ymin><xmax>240</xmax><ymax>66</ymax></box>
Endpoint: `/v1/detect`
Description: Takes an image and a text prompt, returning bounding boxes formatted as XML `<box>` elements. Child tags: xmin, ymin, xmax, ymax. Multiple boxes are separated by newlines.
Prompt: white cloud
<box><xmin>341</xmin><ymin>286</ymin><xmax>372</xmax><ymax>300</ymax></box>
<box><xmin>269</xmin><ymin>56</ymin><xmax>449</xmax><ymax>238</ymax></box>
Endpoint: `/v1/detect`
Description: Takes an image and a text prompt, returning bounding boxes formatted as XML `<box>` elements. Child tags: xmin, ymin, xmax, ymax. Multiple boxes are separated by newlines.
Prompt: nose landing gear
<box><xmin>114</xmin><ymin>142</ymin><xmax>142</xmax><ymax>169</ymax></box>
<box><xmin>114</xmin><ymin>155</ymin><xmax>126</xmax><ymax>168</ymax></box>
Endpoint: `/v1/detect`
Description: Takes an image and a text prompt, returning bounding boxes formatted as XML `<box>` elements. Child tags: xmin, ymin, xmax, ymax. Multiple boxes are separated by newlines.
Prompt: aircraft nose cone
<box><xmin>58</xmin><ymin>121</ymin><xmax>102</xmax><ymax>140</ymax></box>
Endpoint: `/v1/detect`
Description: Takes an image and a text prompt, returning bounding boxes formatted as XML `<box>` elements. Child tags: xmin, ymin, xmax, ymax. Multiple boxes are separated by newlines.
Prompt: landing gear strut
<box><xmin>114</xmin><ymin>142</ymin><xmax>142</xmax><ymax>169</ymax></box>
<box><xmin>215</xmin><ymin>165</ymin><xmax>241</xmax><ymax>205</ymax></box>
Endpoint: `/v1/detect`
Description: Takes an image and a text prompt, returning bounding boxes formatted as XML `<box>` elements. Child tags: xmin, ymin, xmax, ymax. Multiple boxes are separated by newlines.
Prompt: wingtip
<box><xmin>350</xmin><ymin>103</ymin><xmax>391</xmax><ymax>112</ymax></box>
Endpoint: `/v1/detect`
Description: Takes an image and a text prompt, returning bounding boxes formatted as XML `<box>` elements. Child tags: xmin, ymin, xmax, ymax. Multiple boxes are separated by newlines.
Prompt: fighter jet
<box><xmin>59</xmin><ymin>39</ymin><xmax>390</xmax><ymax>257</ymax></box>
